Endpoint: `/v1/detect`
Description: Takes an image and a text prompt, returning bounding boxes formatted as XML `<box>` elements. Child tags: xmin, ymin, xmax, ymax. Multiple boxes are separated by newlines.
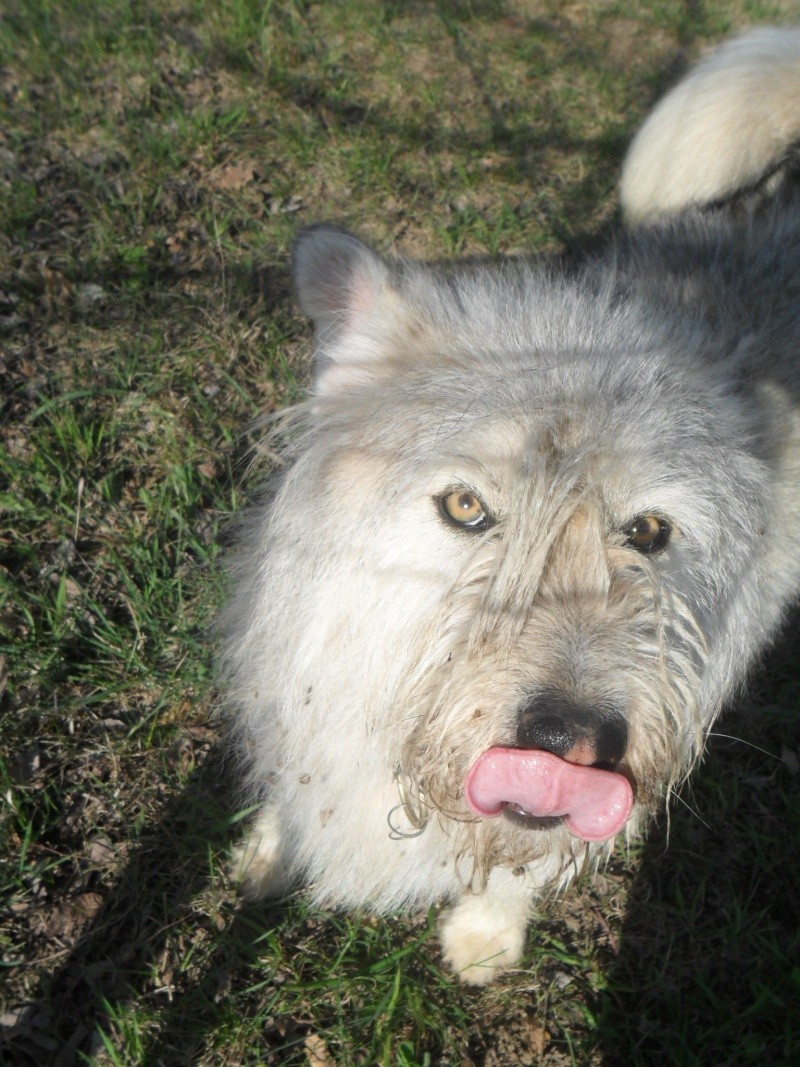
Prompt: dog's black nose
<box><xmin>516</xmin><ymin>691</ymin><xmax>628</xmax><ymax>768</ymax></box>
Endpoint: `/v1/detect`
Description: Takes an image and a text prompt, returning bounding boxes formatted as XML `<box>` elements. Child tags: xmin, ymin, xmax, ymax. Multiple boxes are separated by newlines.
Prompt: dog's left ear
<box><xmin>292</xmin><ymin>224</ymin><xmax>410</xmax><ymax>397</ymax></box>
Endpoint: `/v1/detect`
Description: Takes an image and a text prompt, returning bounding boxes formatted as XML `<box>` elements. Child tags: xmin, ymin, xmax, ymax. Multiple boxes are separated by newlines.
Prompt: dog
<box><xmin>219</xmin><ymin>28</ymin><xmax>800</xmax><ymax>984</ymax></box>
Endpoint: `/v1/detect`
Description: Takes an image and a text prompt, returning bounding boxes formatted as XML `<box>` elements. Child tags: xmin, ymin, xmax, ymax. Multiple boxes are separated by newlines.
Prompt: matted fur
<box><xmin>219</xmin><ymin>28</ymin><xmax>800</xmax><ymax>984</ymax></box>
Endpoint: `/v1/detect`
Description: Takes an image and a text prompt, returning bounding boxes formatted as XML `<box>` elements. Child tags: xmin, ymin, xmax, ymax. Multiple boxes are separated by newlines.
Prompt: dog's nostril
<box><xmin>594</xmin><ymin>715</ymin><xmax>628</xmax><ymax>769</ymax></box>
<box><xmin>516</xmin><ymin>713</ymin><xmax>575</xmax><ymax>758</ymax></box>
<box><xmin>516</xmin><ymin>692</ymin><xmax>628</xmax><ymax>768</ymax></box>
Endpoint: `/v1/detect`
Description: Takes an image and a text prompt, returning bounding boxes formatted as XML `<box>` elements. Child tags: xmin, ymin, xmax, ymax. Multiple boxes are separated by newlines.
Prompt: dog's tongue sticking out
<box><xmin>465</xmin><ymin>747</ymin><xmax>633</xmax><ymax>842</ymax></box>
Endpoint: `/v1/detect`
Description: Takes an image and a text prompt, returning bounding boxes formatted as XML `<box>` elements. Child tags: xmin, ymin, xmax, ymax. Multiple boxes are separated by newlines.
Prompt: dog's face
<box><xmin>249</xmin><ymin>225</ymin><xmax>775</xmax><ymax>880</ymax></box>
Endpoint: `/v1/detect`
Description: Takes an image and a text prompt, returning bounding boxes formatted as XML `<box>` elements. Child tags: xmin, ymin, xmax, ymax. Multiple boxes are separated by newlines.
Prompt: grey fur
<box><xmin>219</xmin><ymin>30</ymin><xmax>800</xmax><ymax>983</ymax></box>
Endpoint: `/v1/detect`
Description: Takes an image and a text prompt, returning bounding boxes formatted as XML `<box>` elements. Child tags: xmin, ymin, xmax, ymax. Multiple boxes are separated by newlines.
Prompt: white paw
<box><xmin>439</xmin><ymin>893</ymin><xmax>528</xmax><ymax>985</ymax></box>
<box><xmin>231</xmin><ymin>807</ymin><xmax>292</xmax><ymax>901</ymax></box>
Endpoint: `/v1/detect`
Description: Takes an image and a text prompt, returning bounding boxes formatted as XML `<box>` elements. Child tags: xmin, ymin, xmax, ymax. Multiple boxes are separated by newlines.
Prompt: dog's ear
<box><xmin>293</xmin><ymin>225</ymin><xmax>390</xmax><ymax>334</ymax></box>
<box><xmin>292</xmin><ymin>225</ymin><xmax>406</xmax><ymax>396</ymax></box>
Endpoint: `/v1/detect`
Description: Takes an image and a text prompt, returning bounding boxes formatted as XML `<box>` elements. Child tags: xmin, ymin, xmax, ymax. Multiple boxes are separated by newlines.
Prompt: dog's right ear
<box><xmin>292</xmin><ymin>225</ymin><xmax>404</xmax><ymax>397</ymax></box>
<box><xmin>293</xmin><ymin>224</ymin><xmax>390</xmax><ymax>337</ymax></box>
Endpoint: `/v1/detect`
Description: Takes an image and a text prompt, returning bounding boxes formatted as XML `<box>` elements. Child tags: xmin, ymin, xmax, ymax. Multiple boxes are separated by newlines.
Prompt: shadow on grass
<box><xmin>594</xmin><ymin>609</ymin><xmax>800</xmax><ymax>1066</ymax></box>
<box><xmin>256</xmin><ymin>1</ymin><xmax>702</xmax><ymax>255</ymax></box>
<box><xmin>1</xmin><ymin>740</ymin><xmax>283</xmax><ymax>1067</ymax></box>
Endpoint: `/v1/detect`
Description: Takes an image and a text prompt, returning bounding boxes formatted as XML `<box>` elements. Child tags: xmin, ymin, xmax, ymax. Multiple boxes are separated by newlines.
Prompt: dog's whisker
<box><xmin>668</xmin><ymin>789</ymin><xmax>714</xmax><ymax>833</ymax></box>
<box><xmin>707</xmin><ymin>732</ymin><xmax>781</xmax><ymax>760</ymax></box>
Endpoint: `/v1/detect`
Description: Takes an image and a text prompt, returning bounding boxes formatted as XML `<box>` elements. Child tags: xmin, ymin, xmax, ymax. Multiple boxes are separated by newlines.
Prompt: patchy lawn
<box><xmin>2</xmin><ymin>2</ymin><xmax>799</xmax><ymax>1064</ymax></box>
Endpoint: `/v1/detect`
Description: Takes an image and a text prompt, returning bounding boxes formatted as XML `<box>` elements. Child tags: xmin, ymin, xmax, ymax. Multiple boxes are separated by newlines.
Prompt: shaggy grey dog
<box><xmin>220</xmin><ymin>28</ymin><xmax>800</xmax><ymax>983</ymax></box>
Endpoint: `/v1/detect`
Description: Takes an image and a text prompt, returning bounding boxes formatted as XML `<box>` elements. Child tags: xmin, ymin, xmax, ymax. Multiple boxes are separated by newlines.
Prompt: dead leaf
<box><xmin>304</xmin><ymin>1033</ymin><xmax>333</xmax><ymax>1067</ymax></box>
<box><xmin>45</xmin><ymin>892</ymin><xmax>104</xmax><ymax>938</ymax></box>
<box><xmin>209</xmin><ymin>161</ymin><xmax>257</xmax><ymax>191</ymax></box>
<box><xmin>88</xmin><ymin>835</ymin><xmax>115</xmax><ymax>866</ymax></box>
<box><xmin>527</xmin><ymin>1020</ymin><xmax>550</xmax><ymax>1058</ymax></box>
<box><xmin>73</xmin><ymin>892</ymin><xmax>104</xmax><ymax>920</ymax></box>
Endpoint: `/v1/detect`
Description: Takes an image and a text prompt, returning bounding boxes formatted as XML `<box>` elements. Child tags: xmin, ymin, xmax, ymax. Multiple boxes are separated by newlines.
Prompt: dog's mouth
<box><xmin>464</xmin><ymin>747</ymin><xmax>634</xmax><ymax>842</ymax></box>
<box><xmin>502</xmin><ymin>808</ymin><xmax>565</xmax><ymax>832</ymax></box>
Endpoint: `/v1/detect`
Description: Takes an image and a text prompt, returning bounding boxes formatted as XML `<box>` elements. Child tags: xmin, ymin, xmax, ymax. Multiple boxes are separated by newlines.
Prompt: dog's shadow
<box><xmin>593</xmin><ymin>606</ymin><xmax>800</xmax><ymax>1065</ymax></box>
<box><xmin>2</xmin><ymin>741</ymin><xmax>279</xmax><ymax>1067</ymax></box>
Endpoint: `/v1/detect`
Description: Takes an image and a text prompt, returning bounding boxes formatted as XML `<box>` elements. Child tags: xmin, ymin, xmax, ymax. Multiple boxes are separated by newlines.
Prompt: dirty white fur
<box><xmin>221</xmin><ymin>29</ymin><xmax>800</xmax><ymax>984</ymax></box>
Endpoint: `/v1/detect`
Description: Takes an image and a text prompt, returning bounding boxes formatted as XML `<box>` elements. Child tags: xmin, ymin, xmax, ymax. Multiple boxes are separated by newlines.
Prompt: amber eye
<box><xmin>624</xmin><ymin>514</ymin><xmax>671</xmax><ymax>554</ymax></box>
<box><xmin>439</xmin><ymin>489</ymin><xmax>491</xmax><ymax>530</ymax></box>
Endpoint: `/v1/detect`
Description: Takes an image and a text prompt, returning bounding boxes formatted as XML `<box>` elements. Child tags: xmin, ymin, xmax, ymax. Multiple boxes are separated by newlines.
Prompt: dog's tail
<box><xmin>620</xmin><ymin>27</ymin><xmax>800</xmax><ymax>224</ymax></box>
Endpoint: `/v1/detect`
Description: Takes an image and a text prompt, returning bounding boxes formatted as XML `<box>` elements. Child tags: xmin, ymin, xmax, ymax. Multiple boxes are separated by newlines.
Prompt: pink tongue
<box><xmin>465</xmin><ymin>746</ymin><xmax>633</xmax><ymax>842</ymax></box>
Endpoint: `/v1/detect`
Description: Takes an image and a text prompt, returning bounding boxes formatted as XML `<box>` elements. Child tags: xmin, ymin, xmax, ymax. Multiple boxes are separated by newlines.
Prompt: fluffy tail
<box><xmin>620</xmin><ymin>27</ymin><xmax>800</xmax><ymax>223</ymax></box>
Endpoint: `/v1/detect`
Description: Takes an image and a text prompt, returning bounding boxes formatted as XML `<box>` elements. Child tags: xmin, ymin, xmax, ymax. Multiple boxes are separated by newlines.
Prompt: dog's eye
<box><xmin>624</xmin><ymin>514</ymin><xmax>671</xmax><ymax>554</ymax></box>
<box><xmin>439</xmin><ymin>490</ymin><xmax>491</xmax><ymax>531</ymax></box>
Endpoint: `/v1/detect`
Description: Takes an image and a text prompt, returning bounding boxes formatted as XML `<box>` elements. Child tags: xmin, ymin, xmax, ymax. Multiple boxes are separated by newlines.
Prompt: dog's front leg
<box><xmin>231</xmin><ymin>804</ymin><xmax>294</xmax><ymax>901</ymax></box>
<box><xmin>439</xmin><ymin>867</ymin><xmax>534</xmax><ymax>985</ymax></box>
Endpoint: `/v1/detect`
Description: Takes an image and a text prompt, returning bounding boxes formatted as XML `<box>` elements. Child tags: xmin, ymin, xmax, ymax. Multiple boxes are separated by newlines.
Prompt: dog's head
<box><xmin>239</xmin><ymin>225</ymin><xmax>779</xmax><ymax>881</ymax></box>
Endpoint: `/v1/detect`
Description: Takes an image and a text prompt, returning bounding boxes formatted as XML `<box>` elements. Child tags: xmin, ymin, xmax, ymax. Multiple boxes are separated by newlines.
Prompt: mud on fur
<box><xmin>219</xmin><ymin>28</ymin><xmax>800</xmax><ymax>985</ymax></box>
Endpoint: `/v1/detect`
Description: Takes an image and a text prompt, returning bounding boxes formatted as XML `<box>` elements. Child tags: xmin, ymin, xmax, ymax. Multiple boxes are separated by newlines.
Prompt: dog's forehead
<box><xmin>335</xmin><ymin>339</ymin><xmax>763</xmax><ymax>535</ymax></box>
<box><xmin>403</xmin><ymin>265</ymin><xmax>719</xmax><ymax>413</ymax></box>
<box><xmin>327</xmin><ymin>363</ymin><xmax>698</xmax><ymax>517</ymax></box>
<box><xmin>313</xmin><ymin>261</ymin><xmax>765</xmax><ymax>524</ymax></box>
<box><xmin>376</xmin><ymin>345</ymin><xmax>716</xmax><ymax>465</ymax></box>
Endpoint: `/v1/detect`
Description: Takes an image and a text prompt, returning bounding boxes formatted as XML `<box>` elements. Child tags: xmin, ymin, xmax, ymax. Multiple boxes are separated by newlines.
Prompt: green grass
<box><xmin>2</xmin><ymin>1</ymin><xmax>800</xmax><ymax>1064</ymax></box>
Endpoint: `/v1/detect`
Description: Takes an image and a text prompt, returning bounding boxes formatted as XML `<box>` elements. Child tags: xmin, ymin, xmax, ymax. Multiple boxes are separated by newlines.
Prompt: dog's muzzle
<box><xmin>463</xmin><ymin>692</ymin><xmax>633</xmax><ymax>842</ymax></box>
